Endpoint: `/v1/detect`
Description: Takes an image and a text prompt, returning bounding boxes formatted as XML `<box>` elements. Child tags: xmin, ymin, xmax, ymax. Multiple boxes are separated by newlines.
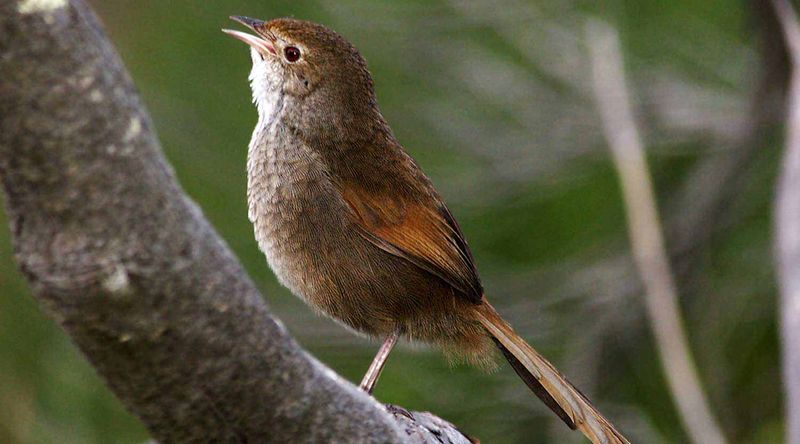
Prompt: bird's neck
<box><xmin>245</xmin><ymin>80</ymin><xmax>398</xmax><ymax>196</ymax></box>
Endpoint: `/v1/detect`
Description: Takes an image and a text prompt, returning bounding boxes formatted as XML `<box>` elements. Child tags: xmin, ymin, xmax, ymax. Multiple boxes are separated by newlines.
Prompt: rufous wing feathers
<box><xmin>339</xmin><ymin>182</ymin><xmax>483</xmax><ymax>304</ymax></box>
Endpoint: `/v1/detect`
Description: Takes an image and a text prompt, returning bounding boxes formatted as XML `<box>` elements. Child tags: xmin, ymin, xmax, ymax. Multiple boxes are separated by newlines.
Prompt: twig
<box><xmin>585</xmin><ymin>19</ymin><xmax>727</xmax><ymax>444</ymax></box>
<box><xmin>772</xmin><ymin>1</ymin><xmax>800</xmax><ymax>443</ymax></box>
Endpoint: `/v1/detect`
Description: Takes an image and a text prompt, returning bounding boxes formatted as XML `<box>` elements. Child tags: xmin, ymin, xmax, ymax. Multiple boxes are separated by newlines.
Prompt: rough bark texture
<box><xmin>0</xmin><ymin>1</ymin><xmax>470</xmax><ymax>443</ymax></box>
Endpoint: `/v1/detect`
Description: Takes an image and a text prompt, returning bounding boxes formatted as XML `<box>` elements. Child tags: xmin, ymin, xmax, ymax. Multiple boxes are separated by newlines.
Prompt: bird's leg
<box><xmin>359</xmin><ymin>326</ymin><xmax>402</xmax><ymax>394</ymax></box>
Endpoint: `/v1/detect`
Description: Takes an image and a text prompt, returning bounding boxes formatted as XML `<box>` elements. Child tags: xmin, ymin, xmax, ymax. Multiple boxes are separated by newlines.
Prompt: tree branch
<box><xmin>772</xmin><ymin>1</ymin><xmax>800</xmax><ymax>443</ymax></box>
<box><xmin>668</xmin><ymin>0</ymin><xmax>789</xmax><ymax>273</ymax></box>
<box><xmin>586</xmin><ymin>19</ymin><xmax>727</xmax><ymax>444</ymax></box>
<box><xmin>0</xmin><ymin>1</ymin><xmax>470</xmax><ymax>443</ymax></box>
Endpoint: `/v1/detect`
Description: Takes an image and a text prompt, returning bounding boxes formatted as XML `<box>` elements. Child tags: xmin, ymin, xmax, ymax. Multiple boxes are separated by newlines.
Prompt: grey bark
<box><xmin>0</xmin><ymin>1</ymin><xmax>470</xmax><ymax>443</ymax></box>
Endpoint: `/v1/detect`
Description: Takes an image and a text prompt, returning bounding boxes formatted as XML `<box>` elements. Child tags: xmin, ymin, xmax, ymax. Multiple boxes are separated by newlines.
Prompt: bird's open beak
<box><xmin>222</xmin><ymin>16</ymin><xmax>276</xmax><ymax>58</ymax></box>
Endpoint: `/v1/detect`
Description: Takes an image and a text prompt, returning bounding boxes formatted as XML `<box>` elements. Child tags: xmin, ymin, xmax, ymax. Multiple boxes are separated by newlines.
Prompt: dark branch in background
<box><xmin>668</xmin><ymin>0</ymin><xmax>789</xmax><ymax>277</ymax></box>
<box><xmin>772</xmin><ymin>1</ymin><xmax>800</xmax><ymax>443</ymax></box>
<box><xmin>0</xmin><ymin>1</ymin><xmax>470</xmax><ymax>443</ymax></box>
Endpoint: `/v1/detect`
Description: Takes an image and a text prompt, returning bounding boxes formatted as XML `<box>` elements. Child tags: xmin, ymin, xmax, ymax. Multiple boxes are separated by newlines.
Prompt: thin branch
<box><xmin>585</xmin><ymin>19</ymin><xmax>727</xmax><ymax>444</ymax></box>
<box><xmin>0</xmin><ymin>1</ymin><xmax>471</xmax><ymax>442</ymax></box>
<box><xmin>772</xmin><ymin>1</ymin><xmax>800</xmax><ymax>443</ymax></box>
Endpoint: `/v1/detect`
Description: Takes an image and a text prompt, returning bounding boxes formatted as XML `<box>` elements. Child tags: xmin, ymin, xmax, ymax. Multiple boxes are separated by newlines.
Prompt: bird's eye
<box><xmin>284</xmin><ymin>46</ymin><xmax>301</xmax><ymax>62</ymax></box>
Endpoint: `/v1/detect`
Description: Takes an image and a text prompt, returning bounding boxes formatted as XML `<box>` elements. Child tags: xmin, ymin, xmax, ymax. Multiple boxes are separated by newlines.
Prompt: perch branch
<box><xmin>0</xmin><ymin>1</ymin><xmax>470</xmax><ymax>443</ymax></box>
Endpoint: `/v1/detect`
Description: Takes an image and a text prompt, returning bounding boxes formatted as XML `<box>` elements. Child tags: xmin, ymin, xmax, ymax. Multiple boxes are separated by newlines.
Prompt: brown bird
<box><xmin>224</xmin><ymin>16</ymin><xmax>629</xmax><ymax>444</ymax></box>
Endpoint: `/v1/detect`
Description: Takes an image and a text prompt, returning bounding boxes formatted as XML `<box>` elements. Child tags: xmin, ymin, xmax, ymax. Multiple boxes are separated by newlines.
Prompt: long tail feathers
<box><xmin>477</xmin><ymin>303</ymin><xmax>630</xmax><ymax>444</ymax></box>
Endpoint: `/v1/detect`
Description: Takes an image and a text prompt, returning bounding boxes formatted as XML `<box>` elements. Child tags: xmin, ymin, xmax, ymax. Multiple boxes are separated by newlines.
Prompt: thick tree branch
<box><xmin>0</xmin><ymin>1</ymin><xmax>470</xmax><ymax>443</ymax></box>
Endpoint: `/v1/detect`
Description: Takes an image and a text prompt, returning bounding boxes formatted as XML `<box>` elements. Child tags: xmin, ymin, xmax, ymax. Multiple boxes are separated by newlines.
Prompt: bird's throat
<box><xmin>248</xmin><ymin>52</ymin><xmax>284</xmax><ymax>122</ymax></box>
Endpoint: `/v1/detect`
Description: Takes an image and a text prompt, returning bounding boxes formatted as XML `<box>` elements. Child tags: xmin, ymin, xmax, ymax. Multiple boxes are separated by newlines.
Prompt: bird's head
<box><xmin>224</xmin><ymin>16</ymin><xmax>382</xmax><ymax>137</ymax></box>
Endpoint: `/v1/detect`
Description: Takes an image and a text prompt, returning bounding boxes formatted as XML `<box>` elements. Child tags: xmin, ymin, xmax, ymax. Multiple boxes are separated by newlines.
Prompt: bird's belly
<box><xmin>256</xmin><ymin>222</ymin><xmax>304</xmax><ymax>298</ymax></box>
<box><xmin>251</xmin><ymin>186</ymin><xmax>337</xmax><ymax>303</ymax></box>
<box><xmin>251</xmin><ymin>180</ymin><xmax>400</xmax><ymax>335</ymax></box>
<box><xmin>248</xmin><ymin>163</ymin><xmax>476</xmax><ymax>341</ymax></box>
<box><xmin>247</xmin><ymin>137</ymin><xmax>341</xmax><ymax>306</ymax></box>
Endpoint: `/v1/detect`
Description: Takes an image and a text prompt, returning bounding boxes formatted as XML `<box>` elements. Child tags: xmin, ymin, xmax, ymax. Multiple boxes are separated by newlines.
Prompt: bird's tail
<box><xmin>476</xmin><ymin>302</ymin><xmax>630</xmax><ymax>444</ymax></box>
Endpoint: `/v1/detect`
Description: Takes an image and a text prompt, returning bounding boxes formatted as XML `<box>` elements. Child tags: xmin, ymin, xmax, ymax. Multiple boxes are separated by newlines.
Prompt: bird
<box><xmin>223</xmin><ymin>16</ymin><xmax>629</xmax><ymax>444</ymax></box>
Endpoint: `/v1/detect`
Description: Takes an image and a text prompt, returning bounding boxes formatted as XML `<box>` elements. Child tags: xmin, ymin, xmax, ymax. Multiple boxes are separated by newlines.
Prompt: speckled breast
<box><xmin>246</xmin><ymin>124</ymin><xmax>344</xmax><ymax>305</ymax></box>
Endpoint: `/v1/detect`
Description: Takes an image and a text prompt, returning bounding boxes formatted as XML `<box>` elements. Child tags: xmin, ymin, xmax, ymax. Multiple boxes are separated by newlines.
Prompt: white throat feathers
<box><xmin>248</xmin><ymin>47</ymin><xmax>283</xmax><ymax>124</ymax></box>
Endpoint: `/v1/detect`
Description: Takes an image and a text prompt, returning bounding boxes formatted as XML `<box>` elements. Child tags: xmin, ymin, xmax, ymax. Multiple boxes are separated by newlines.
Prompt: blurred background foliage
<box><xmin>0</xmin><ymin>0</ymin><xmax>787</xmax><ymax>442</ymax></box>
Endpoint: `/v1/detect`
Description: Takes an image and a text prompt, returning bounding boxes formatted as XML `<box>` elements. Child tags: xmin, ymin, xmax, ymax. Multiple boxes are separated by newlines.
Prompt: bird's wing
<box><xmin>339</xmin><ymin>182</ymin><xmax>483</xmax><ymax>304</ymax></box>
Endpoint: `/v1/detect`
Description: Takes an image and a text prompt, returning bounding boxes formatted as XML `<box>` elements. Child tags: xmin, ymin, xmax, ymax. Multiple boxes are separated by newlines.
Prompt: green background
<box><xmin>0</xmin><ymin>1</ymin><xmax>783</xmax><ymax>442</ymax></box>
